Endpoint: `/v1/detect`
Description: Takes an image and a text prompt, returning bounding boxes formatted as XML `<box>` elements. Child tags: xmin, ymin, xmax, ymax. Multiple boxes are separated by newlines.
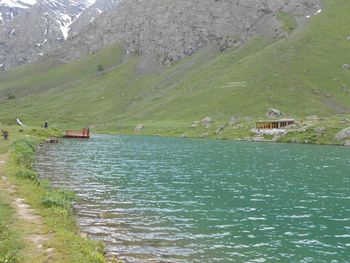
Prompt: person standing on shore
<box><xmin>2</xmin><ymin>130</ymin><xmax>8</xmax><ymax>140</ymax></box>
<box><xmin>44</xmin><ymin>120</ymin><xmax>48</xmax><ymax>129</ymax></box>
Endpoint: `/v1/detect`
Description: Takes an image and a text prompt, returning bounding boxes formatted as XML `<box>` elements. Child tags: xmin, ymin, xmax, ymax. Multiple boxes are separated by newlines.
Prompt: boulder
<box><xmin>252</xmin><ymin>136</ymin><xmax>265</xmax><ymax>141</ymax></box>
<box><xmin>347</xmin><ymin>36</ymin><xmax>350</xmax><ymax>41</ymax></box>
<box><xmin>201</xmin><ymin>117</ymin><xmax>213</xmax><ymax>125</ymax></box>
<box><xmin>266</xmin><ymin>108</ymin><xmax>283</xmax><ymax>118</ymax></box>
<box><xmin>134</xmin><ymin>124</ymin><xmax>144</xmax><ymax>131</ymax></box>
<box><xmin>312</xmin><ymin>88</ymin><xmax>320</xmax><ymax>94</ymax></box>
<box><xmin>334</xmin><ymin>127</ymin><xmax>350</xmax><ymax>141</ymax></box>
<box><xmin>216</xmin><ymin>125</ymin><xmax>225</xmax><ymax>135</ymax></box>
<box><xmin>179</xmin><ymin>133</ymin><xmax>188</xmax><ymax>138</ymax></box>
<box><xmin>342</xmin><ymin>64</ymin><xmax>350</xmax><ymax>70</ymax></box>
<box><xmin>200</xmin><ymin>132</ymin><xmax>209</xmax><ymax>138</ymax></box>
<box><xmin>314</xmin><ymin>126</ymin><xmax>326</xmax><ymax>134</ymax></box>
<box><xmin>344</xmin><ymin>140</ymin><xmax>350</xmax><ymax>147</ymax></box>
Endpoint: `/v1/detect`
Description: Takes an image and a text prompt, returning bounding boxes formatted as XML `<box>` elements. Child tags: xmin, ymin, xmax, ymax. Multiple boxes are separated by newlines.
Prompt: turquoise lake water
<box><xmin>36</xmin><ymin>135</ymin><xmax>350</xmax><ymax>262</ymax></box>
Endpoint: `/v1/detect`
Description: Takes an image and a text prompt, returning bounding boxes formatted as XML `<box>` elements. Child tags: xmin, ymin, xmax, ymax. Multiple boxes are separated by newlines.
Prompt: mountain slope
<box><xmin>0</xmin><ymin>0</ymin><xmax>349</xmax><ymax>134</ymax></box>
<box><xmin>59</xmin><ymin>0</ymin><xmax>321</xmax><ymax>65</ymax></box>
<box><xmin>0</xmin><ymin>0</ymin><xmax>117</xmax><ymax>71</ymax></box>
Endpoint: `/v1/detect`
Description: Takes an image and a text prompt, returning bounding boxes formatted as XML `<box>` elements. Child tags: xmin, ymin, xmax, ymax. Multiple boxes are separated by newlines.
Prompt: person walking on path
<box><xmin>44</xmin><ymin>120</ymin><xmax>48</xmax><ymax>129</ymax></box>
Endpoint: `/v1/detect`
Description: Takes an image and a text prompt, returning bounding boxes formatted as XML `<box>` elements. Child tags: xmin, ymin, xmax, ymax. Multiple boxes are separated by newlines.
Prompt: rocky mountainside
<box><xmin>59</xmin><ymin>0</ymin><xmax>322</xmax><ymax>65</ymax></box>
<box><xmin>0</xmin><ymin>0</ymin><xmax>36</xmax><ymax>24</ymax></box>
<box><xmin>0</xmin><ymin>0</ymin><xmax>322</xmax><ymax>71</ymax></box>
<box><xmin>0</xmin><ymin>0</ymin><xmax>118</xmax><ymax>71</ymax></box>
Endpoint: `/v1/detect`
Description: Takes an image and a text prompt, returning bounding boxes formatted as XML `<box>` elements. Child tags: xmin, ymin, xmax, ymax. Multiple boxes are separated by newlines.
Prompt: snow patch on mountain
<box><xmin>59</xmin><ymin>13</ymin><xmax>77</xmax><ymax>39</ymax></box>
<box><xmin>0</xmin><ymin>0</ymin><xmax>36</xmax><ymax>9</ymax></box>
<box><xmin>86</xmin><ymin>0</ymin><xmax>96</xmax><ymax>6</ymax></box>
<box><xmin>306</xmin><ymin>9</ymin><xmax>322</xmax><ymax>19</ymax></box>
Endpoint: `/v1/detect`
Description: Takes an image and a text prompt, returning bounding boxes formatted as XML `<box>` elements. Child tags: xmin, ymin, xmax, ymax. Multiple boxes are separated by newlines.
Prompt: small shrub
<box><xmin>12</xmin><ymin>138</ymin><xmax>36</xmax><ymax>169</ymax></box>
<box><xmin>6</xmin><ymin>93</ymin><xmax>15</xmax><ymax>100</ymax></box>
<box><xmin>97</xmin><ymin>64</ymin><xmax>104</xmax><ymax>76</ymax></box>
<box><xmin>89</xmin><ymin>252</ymin><xmax>106</xmax><ymax>263</ymax></box>
<box><xmin>16</xmin><ymin>169</ymin><xmax>37</xmax><ymax>182</ymax></box>
<box><xmin>42</xmin><ymin>189</ymin><xmax>77</xmax><ymax>210</ymax></box>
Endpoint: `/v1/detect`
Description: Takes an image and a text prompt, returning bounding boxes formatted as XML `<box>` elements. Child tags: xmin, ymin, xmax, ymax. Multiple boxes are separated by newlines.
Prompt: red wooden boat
<box><xmin>64</xmin><ymin>128</ymin><xmax>90</xmax><ymax>139</ymax></box>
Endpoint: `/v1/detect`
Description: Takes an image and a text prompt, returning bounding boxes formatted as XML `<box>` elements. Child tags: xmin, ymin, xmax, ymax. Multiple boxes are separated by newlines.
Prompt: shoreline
<box><xmin>89</xmin><ymin>114</ymin><xmax>350</xmax><ymax>147</ymax></box>
<box><xmin>89</xmin><ymin>130</ymin><xmax>347</xmax><ymax>148</ymax></box>
<box><xmin>1</xmin><ymin>121</ymin><xmax>349</xmax><ymax>262</ymax></box>
<box><xmin>34</xmin><ymin>131</ymin><xmax>350</xmax><ymax>262</ymax></box>
<box><xmin>0</xmin><ymin>126</ymin><xmax>112</xmax><ymax>263</ymax></box>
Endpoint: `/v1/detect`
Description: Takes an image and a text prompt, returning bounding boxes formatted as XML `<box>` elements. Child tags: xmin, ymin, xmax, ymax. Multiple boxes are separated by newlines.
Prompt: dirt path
<box><xmin>0</xmin><ymin>156</ymin><xmax>55</xmax><ymax>262</ymax></box>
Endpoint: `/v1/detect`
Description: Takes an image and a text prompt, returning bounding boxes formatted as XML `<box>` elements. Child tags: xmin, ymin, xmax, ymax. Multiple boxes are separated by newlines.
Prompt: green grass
<box><xmin>0</xmin><ymin>196</ymin><xmax>20</xmax><ymax>263</ymax></box>
<box><xmin>277</xmin><ymin>11</ymin><xmax>298</xmax><ymax>33</ymax></box>
<box><xmin>0</xmin><ymin>0</ymin><xmax>349</xmax><ymax>138</ymax></box>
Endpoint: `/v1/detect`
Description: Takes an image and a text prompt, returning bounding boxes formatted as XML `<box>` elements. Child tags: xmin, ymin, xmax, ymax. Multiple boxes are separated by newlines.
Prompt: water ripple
<box><xmin>36</xmin><ymin>135</ymin><xmax>350</xmax><ymax>262</ymax></box>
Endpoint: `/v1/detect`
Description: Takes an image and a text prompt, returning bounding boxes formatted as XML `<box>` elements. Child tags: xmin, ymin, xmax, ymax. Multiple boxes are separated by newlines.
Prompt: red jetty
<box><xmin>64</xmin><ymin>128</ymin><xmax>90</xmax><ymax>139</ymax></box>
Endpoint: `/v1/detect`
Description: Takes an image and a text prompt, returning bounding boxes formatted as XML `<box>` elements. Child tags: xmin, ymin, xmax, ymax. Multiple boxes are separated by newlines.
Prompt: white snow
<box><xmin>0</xmin><ymin>0</ymin><xmax>37</xmax><ymax>9</ymax></box>
<box><xmin>86</xmin><ymin>0</ymin><xmax>96</xmax><ymax>7</ymax></box>
<box><xmin>59</xmin><ymin>13</ymin><xmax>74</xmax><ymax>40</ymax></box>
<box><xmin>9</xmin><ymin>28</ymin><xmax>15</xmax><ymax>37</ymax></box>
<box><xmin>306</xmin><ymin>9</ymin><xmax>322</xmax><ymax>19</ymax></box>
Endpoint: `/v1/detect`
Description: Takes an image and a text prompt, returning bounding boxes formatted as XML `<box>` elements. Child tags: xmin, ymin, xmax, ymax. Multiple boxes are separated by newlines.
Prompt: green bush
<box><xmin>15</xmin><ymin>169</ymin><xmax>37</xmax><ymax>182</ymax></box>
<box><xmin>12</xmin><ymin>139</ymin><xmax>36</xmax><ymax>169</ymax></box>
<box><xmin>6</xmin><ymin>93</ymin><xmax>15</xmax><ymax>100</ymax></box>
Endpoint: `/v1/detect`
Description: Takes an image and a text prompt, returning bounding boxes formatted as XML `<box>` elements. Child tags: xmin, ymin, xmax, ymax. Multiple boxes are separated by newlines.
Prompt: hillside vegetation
<box><xmin>0</xmin><ymin>0</ymin><xmax>349</xmax><ymax>136</ymax></box>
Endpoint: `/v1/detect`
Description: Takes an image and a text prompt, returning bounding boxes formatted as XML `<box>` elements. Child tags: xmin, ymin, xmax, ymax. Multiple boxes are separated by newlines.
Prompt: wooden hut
<box><xmin>256</xmin><ymin>119</ymin><xmax>295</xmax><ymax>129</ymax></box>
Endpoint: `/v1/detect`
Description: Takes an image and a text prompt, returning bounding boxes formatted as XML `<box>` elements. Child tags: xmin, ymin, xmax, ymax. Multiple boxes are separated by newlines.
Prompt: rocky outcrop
<box><xmin>342</xmin><ymin>64</ymin><xmax>350</xmax><ymax>70</ymax></box>
<box><xmin>0</xmin><ymin>0</ymin><xmax>117</xmax><ymax>70</ymax></box>
<box><xmin>216</xmin><ymin>125</ymin><xmax>225</xmax><ymax>135</ymax></box>
<box><xmin>57</xmin><ymin>0</ymin><xmax>322</xmax><ymax>66</ymax></box>
<box><xmin>201</xmin><ymin>117</ymin><xmax>213</xmax><ymax>125</ymax></box>
<box><xmin>134</xmin><ymin>124</ymin><xmax>144</xmax><ymax>131</ymax></box>
<box><xmin>0</xmin><ymin>0</ymin><xmax>322</xmax><ymax>70</ymax></box>
<box><xmin>344</xmin><ymin>140</ymin><xmax>350</xmax><ymax>147</ymax></box>
<box><xmin>334</xmin><ymin>127</ymin><xmax>350</xmax><ymax>141</ymax></box>
<box><xmin>200</xmin><ymin>132</ymin><xmax>209</xmax><ymax>138</ymax></box>
<box><xmin>266</xmin><ymin>108</ymin><xmax>283</xmax><ymax>118</ymax></box>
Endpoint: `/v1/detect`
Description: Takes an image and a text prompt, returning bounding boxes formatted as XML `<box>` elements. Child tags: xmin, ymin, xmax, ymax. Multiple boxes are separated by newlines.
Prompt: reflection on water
<box><xmin>36</xmin><ymin>135</ymin><xmax>350</xmax><ymax>262</ymax></box>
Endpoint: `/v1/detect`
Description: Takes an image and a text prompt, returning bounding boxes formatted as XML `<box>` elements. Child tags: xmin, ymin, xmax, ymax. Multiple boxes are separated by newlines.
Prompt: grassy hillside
<box><xmin>0</xmin><ymin>0</ymin><xmax>349</xmax><ymax>135</ymax></box>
